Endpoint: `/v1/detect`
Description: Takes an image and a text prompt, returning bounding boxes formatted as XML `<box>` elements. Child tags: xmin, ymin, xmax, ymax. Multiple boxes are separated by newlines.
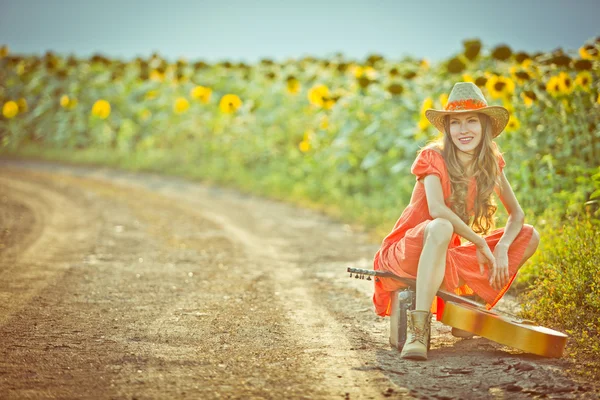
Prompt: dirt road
<box><xmin>0</xmin><ymin>158</ymin><xmax>597</xmax><ymax>399</ymax></box>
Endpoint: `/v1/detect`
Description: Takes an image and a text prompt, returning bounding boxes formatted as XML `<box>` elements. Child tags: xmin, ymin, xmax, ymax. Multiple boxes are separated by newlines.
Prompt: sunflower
<box><xmin>485</xmin><ymin>74</ymin><xmax>515</xmax><ymax>99</ymax></box>
<box><xmin>416</xmin><ymin>97</ymin><xmax>434</xmax><ymax>131</ymax></box>
<box><xmin>515</xmin><ymin>52</ymin><xmax>531</xmax><ymax>64</ymax></box>
<box><xmin>502</xmin><ymin>99</ymin><xmax>515</xmax><ymax>113</ymax></box>
<box><xmin>418</xmin><ymin>116</ymin><xmax>430</xmax><ymax>131</ymax></box>
<box><xmin>17</xmin><ymin>98</ymin><xmax>28</xmax><ymax>113</ymax></box>
<box><xmin>60</xmin><ymin>95</ymin><xmax>70</xmax><ymax>108</ymax></box>
<box><xmin>364</xmin><ymin>66</ymin><xmax>378</xmax><ymax>80</ymax></box>
<box><xmin>298</xmin><ymin>140</ymin><xmax>311</xmax><ymax>153</ymax></box>
<box><xmin>463</xmin><ymin>39</ymin><xmax>481</xmax><ymax>61</ymax></box>
<box><xmin>357</xmin><ymin>76</ymin><xmax>375</xmax><ymax>90</ymax></box>
<box><xmin>462</xmin><ymin>74</ymin><xmax>475</xmax><ymax>83</ymax></box>
<box><xmin>509</xmin><ymin>66</ymin><xmax>531</xmax><ymax>84</ymax></box>
<box><xmin>190</xmin><ymin>85</ymin><xmax>212</xmax><ymax>103</ymax></box>
<box><xmin>174</xmin><ymin>75</ymin><xmax>189</xmax><ymax>85</ymax></box>
<box><xmin>485</xmin><ymin>74</ymin><xmax>502</xmax><ymax>99</ymax></box>
<box><xmin>520</xmin><ymin>58</ymin><xmax>534</xmax><ymax>70</ymax></box>
<box><xmin>446</xmin><ymin>57</ymin><xmax>466</xmax><ymax>74</ymax></box>
<box><xmin>421</xmin><ymin>97</ymin><xmax>434</xmax><ymax>114</ymax></box>
<box><xmin>2</xmin><ymin>101</ymin><xmax>18</xmax><ymax>119</ymax></box>
<box><xmin>579</xmin><ymin>44</ymin><xmax>599</xmax><ymax>60</ymax></box>
<box><xmin>438</xmin><ymin>93</ymin><xmax>449</xmax><ymax>109</ymax></box>
<box><xmin>351</xmin><ymin>65</ymin><xmax>364</xmax><ymax>78</ymax></box>
<box><xmin>219</xmin><ymin>94</ymin><xmax>242</xmax><ymax>114</ymax></box>
<box><xmin>505</xmin><ymin>115</ymin><xmax>521</xmax><ymax>132</ymax></box>
<box><xmin>521</xmin><ymin>91</ymin><xmax>537</xmax><ymax>108</ymax></box>
<box><xmin>299</xmin><ymin>129</ymin><xmax>313</xmax><ymax>153</ymax></box>
<box><xmin>474</xmin><ymin>76</ymin><xmax>488</xmax><ymax>88</ymax></box>
<box><xmin>403</xmin><ymin>70</ymin><xmax>417</xmax><ymax>80</ymax></box>
<box><xmin>149</xmin><ymin>69</ymin><xmax>165</xmax><ymax>82</ymax></box>
<box><xmin>304</xmin><ymin>129</ymin><xmax>315</xmax><ymax>141</ymax></box>
<box><xmin>556</xmin><ymin>72</ymin><xmax>574</xmax><ymax>95</ymax></box>
<box><xmin>307</xmin><ymin>84</ymin><xmax>330</xmax><ymax>108</ymax></box>
<box><xmin>491</xmin><ymin>44</ymin><xmax>512</xmax><ymax>61</ymax></box>
<box><xmin>91</xmin><ymin>99</ymin><xmax>111</xmax><ymax>119</ymax></box>
<box><xmin>572</xmin><ymin>59</ymin><xmax>593</xmax><ymax>71</ymax></box>
<box><xmin>0</xmin><ymin>45</ymin><xmax>8</xmax><ymax>58</ymax></box>
<box><xmin>286</xmin><ymin>77</ymin><xmax>301</xmax><ymax>94</ymax></box>
<box><xmin>173</xmin><ymin>97</ymin><xmax>190</xmax><ymax>114</ymax></box>
<box><xmin>574</xmin><ymin>71</ymin><xmax>592</xmax><ymax>92</ymax></box>
<box><xmin>386</xmin><ymin>83</ymin><xmax>404</xmax><ymax>96</ymax></box>
<box><xmin>546</xmin><ymin>76</ymin><xmax>562</xmax><ymax>97</ymax></box>
<box><xmin>15</xmin><ymin>62</ymin><xmax>26</xmax><ymax>76</ymax></box>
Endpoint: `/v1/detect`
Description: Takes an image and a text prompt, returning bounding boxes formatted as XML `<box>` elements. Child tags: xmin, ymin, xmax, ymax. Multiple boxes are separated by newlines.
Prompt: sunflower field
<box><xmin>1</xmin><ymin>37</ymin><xmax>600</xmax><ymax>371</ymax></box>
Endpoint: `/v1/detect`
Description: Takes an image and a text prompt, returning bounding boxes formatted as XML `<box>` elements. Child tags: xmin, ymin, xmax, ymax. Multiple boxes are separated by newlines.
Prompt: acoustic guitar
<box><xmin>347</xmin><ymin>267</ymin><xmax>568</xmax><ymax>358</ymax></box>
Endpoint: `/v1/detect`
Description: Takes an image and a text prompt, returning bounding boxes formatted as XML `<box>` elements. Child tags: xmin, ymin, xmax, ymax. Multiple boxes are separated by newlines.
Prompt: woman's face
<box><xmin>448</xmin><ymin>112</ymin><xmax>483</xmax><ymax>154</ymax></box>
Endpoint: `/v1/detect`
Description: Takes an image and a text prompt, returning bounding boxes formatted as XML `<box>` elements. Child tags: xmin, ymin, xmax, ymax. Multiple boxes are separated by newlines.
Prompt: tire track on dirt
<box><xmin>0</xmin><ymin>165</ymin><xmax>385</xmax><ymax>399</ymax></box>
<box><xmin>0</xmin><ymin>173</ymin><xmax>99</xmax><ymax>326</ymax></box>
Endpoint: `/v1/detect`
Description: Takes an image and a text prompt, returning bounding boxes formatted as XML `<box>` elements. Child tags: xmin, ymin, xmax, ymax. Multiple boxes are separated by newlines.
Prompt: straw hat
<box><xmin>425</xmin><ymin>82</ymin><xmax>510</xmax><ymax>138</ymax></box>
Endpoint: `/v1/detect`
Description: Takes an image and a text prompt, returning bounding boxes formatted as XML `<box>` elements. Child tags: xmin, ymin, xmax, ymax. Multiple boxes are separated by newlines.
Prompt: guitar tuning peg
<box><xmin>349</xmin><ymin>273</ymin><xmax>353</xmax><ymax>278</ymax></box>
<box><xmin>355</xmin><ymin>274</ymin><xmax>359</xmax><ymax>279</ymax></box>
<box><xmin>366</xmin><ymin>276</ymin><xmax>372</xmax><ymax>280</ymax></box>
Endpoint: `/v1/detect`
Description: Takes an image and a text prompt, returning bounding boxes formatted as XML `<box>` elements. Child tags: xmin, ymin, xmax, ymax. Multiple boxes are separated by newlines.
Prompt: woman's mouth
<box><xmin>459</xmin><ymin>137</ymin><xmax>474</xmax><ymax>144</ymax></box>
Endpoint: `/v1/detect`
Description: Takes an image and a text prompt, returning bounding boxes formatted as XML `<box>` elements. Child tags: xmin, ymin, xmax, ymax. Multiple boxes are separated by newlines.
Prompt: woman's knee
<box><xmin>424</xmin><ymin>218</ymin><xmax>454</xmax><ymax>245</ymax></box>
<box><xmin>526</xmin><ymin>225</ymin><xmax>540</xmax><ymax>253</ymax></box>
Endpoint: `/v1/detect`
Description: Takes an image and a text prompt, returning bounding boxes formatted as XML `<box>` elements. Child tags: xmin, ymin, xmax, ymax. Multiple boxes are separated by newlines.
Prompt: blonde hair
<box><xmin>421</xmin><ymin>113</ymin><xmax>503</xmax><ymax>235</ymax></box>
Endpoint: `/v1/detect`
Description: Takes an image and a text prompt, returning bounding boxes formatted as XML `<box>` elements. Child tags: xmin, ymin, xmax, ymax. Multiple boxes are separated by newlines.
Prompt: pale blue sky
<box><xmin>1</xmin><ymin>0</ymin><xmax>598</xmax><ymax>63</ymax></box>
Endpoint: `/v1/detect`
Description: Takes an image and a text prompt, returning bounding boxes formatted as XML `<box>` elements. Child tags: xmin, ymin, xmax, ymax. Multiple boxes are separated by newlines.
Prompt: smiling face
<box><xmin>448</xmin><ymin>112</ymin><xmax>483</xmax><ymax>154</ymax></box>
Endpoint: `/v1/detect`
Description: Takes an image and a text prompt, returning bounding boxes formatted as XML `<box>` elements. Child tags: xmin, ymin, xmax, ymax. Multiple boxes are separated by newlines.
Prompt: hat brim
<box><xmin>425</xmin><ymin>106</ymin><xmax>510</xmax><ymax>138</ymax></box>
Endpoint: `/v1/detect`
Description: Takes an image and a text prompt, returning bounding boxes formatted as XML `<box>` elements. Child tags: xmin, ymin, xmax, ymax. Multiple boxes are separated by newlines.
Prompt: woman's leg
<box><xmin>415</xmin><ymin>218</ymin><xmax>454</xmax><ymax>311</ymax></box>
<box><xmin>517</xmin><ymin>225</ymin><xmax>540</xmax><ymax>268</ymax></box>
<box><xmin>401</xmin><ymin>218</ymin><xmax>454</xmax><ymax>360</ymax></box>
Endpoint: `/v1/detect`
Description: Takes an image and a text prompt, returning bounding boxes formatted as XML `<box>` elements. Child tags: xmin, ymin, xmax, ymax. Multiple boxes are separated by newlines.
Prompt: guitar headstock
<box><xmin>347</xmin><ymin>267</ymin><xmax>372</xmax><ymax>280</ymax></box>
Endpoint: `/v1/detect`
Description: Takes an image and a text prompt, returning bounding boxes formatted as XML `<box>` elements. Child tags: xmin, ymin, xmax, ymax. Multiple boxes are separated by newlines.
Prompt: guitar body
<box><xmin>440</xmin><ymin>301</ymin><xmax>568</xmax><ymax>358</ymax></box>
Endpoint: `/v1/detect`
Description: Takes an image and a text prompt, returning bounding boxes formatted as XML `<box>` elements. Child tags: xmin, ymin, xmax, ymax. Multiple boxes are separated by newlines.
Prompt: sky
<box><xmin>1</xmin><ymin>0</ymin><xmax>599</xmax><ymax>64</ymax></box>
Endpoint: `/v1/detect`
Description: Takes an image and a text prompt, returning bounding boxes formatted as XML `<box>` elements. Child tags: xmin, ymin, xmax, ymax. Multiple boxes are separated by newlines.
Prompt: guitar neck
<box><xmin>347</xmin><ymin>267</ymin><xmax>484</xmax><ymax>309</ymax></box>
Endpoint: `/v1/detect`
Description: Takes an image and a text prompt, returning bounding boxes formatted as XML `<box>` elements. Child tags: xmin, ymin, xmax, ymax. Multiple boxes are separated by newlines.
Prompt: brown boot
<box><xmin>400</xmin><ymin>310</ymin><xmax>431</xmax><ymax>360</ymax></box>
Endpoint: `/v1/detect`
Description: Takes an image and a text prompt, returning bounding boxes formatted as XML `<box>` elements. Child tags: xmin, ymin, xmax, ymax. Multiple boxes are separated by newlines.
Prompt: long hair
<box><xmin>421</xmin><ymin>113</ymin><xmax>503</xmax><ymax>235</ymax></box>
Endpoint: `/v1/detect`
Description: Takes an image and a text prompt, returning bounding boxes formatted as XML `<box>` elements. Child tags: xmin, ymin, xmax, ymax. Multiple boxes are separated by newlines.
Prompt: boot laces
<box><xmin>408</xmin><ymin>318</ymin><xmax>428</xmax><ymax>344</ymax></box>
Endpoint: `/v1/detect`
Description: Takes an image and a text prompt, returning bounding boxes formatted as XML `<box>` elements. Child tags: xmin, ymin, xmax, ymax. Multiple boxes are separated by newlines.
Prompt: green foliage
<box><xmin>520</xmin><ymin>216</ymin><xmax>600</xmax><ymax>377</ymax></box>
<box><xmin>2</xmin><ymin>39</ymin><xmax>600</xmax><ymax>374</ymax></box>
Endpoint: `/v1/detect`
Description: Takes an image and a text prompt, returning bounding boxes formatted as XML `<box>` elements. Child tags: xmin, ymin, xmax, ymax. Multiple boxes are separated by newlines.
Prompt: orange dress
<box><xmin>373</xmin><ymin>148</ymin><xmax>534</xmax><ymax>317</ymax></box>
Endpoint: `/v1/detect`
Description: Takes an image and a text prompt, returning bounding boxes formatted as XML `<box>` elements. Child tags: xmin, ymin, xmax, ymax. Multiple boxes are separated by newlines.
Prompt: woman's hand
<box><xmin>476</xmin><ymin>241</ymin><xmax>497</xmax><ymax>286</ymax></box>
<box><xmin>491</xmin><ymin>244</ymin><xmax>510</xmax><ymax>290</ymax></box>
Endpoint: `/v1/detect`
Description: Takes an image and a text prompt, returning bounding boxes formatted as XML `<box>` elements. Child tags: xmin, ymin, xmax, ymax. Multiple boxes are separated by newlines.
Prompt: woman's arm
<box><xmin>494</xmin><ymin>171</ymin><xmax>526</xmax><ymax>250</ymax></box>
<box><xmin>422</xmin><ymin>173</ymin><xmax>499</xmax><ymax>286</ymax></box>
<box><xmin>421</xmin><ymin>175</ymin><xmax>486</xmax><ymax>247</ymax></box>
<box><xmin>487</xmin><ymin>171</ymin><xmax>526</xmax><ymax>289</ymax></box>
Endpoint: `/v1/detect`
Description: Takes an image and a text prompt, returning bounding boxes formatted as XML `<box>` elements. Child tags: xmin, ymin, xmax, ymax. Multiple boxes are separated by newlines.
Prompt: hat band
<box><xmin>445</xmin><ymin>99</ymin><xmax>487</xmax><ymax>111</ymax></box>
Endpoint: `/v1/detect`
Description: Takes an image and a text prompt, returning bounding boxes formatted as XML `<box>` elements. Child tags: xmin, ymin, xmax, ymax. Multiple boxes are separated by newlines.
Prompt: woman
<box><xmin>372</xmin><ymin>82</ymin><xmax>540</xmax><ymax>361</ymax></box>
